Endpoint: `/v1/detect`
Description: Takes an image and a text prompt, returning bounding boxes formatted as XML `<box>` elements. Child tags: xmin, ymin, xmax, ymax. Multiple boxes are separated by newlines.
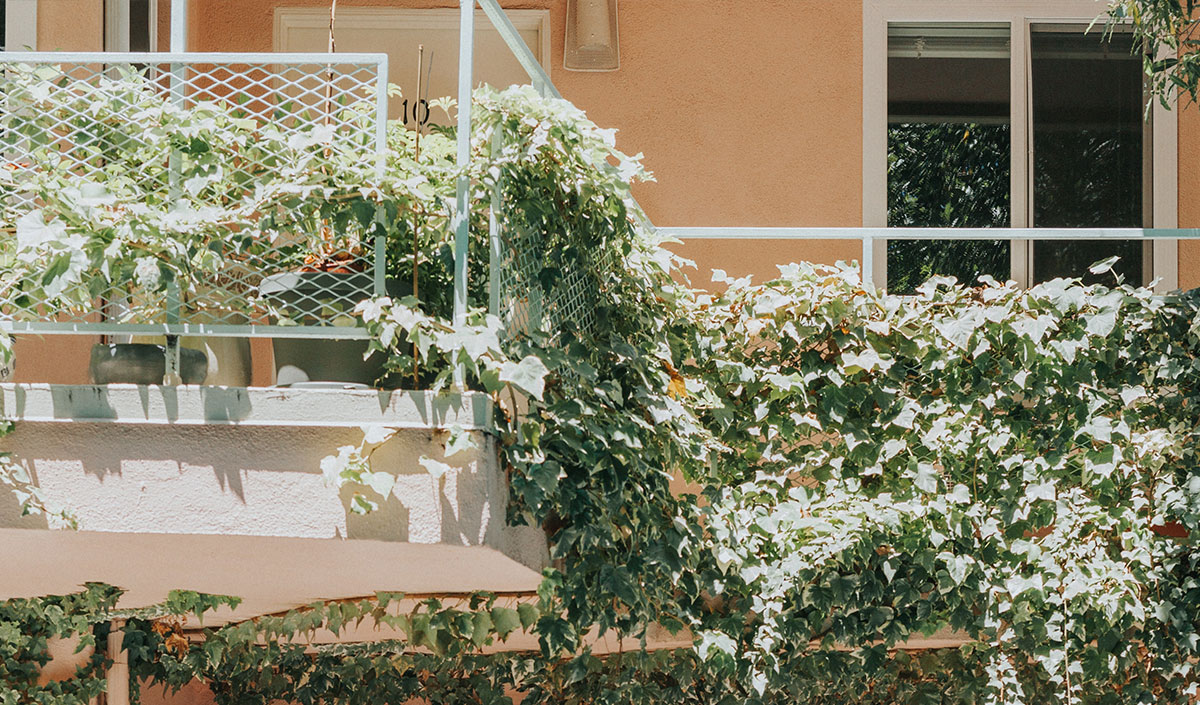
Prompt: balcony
<box><xmin>0</xmin><ymin>2</ymin><xmax>570</xmax><ymax>621</ymax></box>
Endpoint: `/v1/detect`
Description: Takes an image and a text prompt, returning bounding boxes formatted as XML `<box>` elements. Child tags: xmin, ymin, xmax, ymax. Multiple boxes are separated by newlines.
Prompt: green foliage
<box><xmin>0</xmin><ymin>584</ymin><xmax>119</xmax><ymax>705</ymax></box>
<box><xmin>1107</xmin><ymin>0</ymin><xmax>1200</xmax><ymax>104</ymax></box>
<box><xmin>6</xmin><ymin>44</ymin><xmax>1200</xmax><ymax>705</ymax></box>
<box><xmin>887</xmin><ymin>122</ymin><xmax>1009</xmax><ymax>294</ymax></box>
<box><xmin>692</xmin><ymin>264</ymin><xmax>1200</xmax><ymax>701</ymax></box>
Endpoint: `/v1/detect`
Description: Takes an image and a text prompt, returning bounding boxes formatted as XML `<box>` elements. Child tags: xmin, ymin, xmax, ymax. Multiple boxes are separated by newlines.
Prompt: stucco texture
<box><xmin>187</xmin><ymin>0</ymin><xmax>865</xmax><ymax>285</ymax></box>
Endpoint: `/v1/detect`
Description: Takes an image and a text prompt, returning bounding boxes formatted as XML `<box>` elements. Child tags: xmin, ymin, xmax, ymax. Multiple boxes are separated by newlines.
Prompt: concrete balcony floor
<box><xmin>0</xmin><ymin>384</ymin><xmax>548</xmax><ymax>623</ymax></box>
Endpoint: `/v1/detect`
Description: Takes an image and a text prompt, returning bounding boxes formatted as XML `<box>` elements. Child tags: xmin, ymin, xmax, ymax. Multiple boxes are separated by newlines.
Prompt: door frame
<box><xmin>3</xmin><ymin>0</ymin><xmax>38</xmax><ymax>51</ymax></box>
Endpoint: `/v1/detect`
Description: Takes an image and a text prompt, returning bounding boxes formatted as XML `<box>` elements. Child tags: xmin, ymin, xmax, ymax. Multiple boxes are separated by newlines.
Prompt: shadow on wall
<box><xmin>0</xmin><ymin>422</ymin><xmax>500</xmax><ymax>548</ymax></box>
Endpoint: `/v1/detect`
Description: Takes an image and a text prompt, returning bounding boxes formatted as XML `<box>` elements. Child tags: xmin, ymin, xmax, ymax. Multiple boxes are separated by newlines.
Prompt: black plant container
<box><xmin>89</xmin><ymin>343</ymin><xmax>208</xmax><ymax>385</ymax></box>
<box><xmin>259</xmin><ymin>270</ymin><xmax>410</xmax><ymax>388</ymax></box>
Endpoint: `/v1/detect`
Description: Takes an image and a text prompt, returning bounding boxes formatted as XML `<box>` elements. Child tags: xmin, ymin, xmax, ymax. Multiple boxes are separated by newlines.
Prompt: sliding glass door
<box><xmin>886</xmin><ymin>23</ymin><xmax>1011</xmax><ymax>293</ymax></box>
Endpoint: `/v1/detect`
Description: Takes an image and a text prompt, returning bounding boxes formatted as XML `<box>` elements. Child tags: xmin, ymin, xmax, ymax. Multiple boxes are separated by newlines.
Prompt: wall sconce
<box><xmin>565</xmin><ymin>0</ymin><xmax>619</xmax><ymax>72</ymax></box>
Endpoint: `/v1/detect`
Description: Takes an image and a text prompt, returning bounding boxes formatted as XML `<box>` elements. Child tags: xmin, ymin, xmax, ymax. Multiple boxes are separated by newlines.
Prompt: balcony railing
<box><xmin>2</xmin><ymin>0</ymin><xmax>1197</xmax><ymax>358</ymax></box>
<box><xmin>659</xmin><ymin>228</ymin><xmax>1200</xmax><ymax>290</ymax></box>
<box><xmin>0</xmin><ymin>52</ymin><xmax>390</xmax><ymax>340</ymax></box>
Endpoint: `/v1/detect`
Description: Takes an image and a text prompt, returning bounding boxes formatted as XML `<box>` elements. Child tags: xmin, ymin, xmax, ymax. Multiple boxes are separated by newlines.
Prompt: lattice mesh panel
<box><xmin>493</xmin><ymin>221</ymin><xmax>609</xmax><ymax>341</ymax></box>
<box><xmin>0</xmin><ymin>53</ymin><xmax>387</xmax><ymax>336</ymax></box>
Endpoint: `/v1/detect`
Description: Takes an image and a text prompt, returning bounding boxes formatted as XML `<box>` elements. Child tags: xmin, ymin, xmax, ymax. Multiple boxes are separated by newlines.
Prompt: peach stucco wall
<box><xmin>36</xmin><ymin>0</ymin><xmax>103</xmax><ymax>50</ymax></box>
<box><xmin>186</xmin><ymin>0</ymin><xmax>865</xmax><ymax>285</ymax></box>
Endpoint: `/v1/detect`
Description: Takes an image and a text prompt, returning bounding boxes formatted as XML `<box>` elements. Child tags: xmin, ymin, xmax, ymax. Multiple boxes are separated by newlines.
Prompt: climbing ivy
<box><xmin>6</xmin><ymin>1</ymin><xmax>1200</xmax><ymax>700</ymax></box>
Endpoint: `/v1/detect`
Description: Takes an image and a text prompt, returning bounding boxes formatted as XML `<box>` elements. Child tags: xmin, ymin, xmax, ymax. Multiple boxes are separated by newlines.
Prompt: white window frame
<box><xmin>273</xmin><ymin>7</ymin><xmax>551</xmax><ymax>79</ymax></box>
<box><xmin>3</xmin><ymin>0</ymin><xmax>38</xmax><ymax>52</ymax></box>
<box><xmin>864</xmin><ymin>0</ymin><xmax>1178</xmax><ymax>292</ymax></box>
<box><xmin>105</xmin><ymin>0</ymin><xmax>157</xmax><ymax>52</ymax></box>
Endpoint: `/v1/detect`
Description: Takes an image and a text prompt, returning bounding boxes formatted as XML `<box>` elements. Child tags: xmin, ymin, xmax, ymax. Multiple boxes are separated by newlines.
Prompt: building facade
<box><xmin>1</xmin><ymin>1</ymin><xmax>1196</xmax><ymax>702</ymax></box>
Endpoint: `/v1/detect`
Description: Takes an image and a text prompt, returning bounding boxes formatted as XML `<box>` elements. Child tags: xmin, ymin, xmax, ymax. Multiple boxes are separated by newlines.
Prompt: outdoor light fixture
<box><xmin>565</xmin><ymin>0</ymin><xmax>619</xmax><ymax>71</ymax></box>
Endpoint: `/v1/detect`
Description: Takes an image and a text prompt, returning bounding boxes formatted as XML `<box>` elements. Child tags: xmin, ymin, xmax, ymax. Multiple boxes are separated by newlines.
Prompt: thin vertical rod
<box><xmin>168</xmin><ymin>0</ymin><xmax>188</xmax><ymax>198</ymax></box>
<box><xmin>373</xmin><ymin>55</ymin><xmax>389</xmax><ymax>300</ymax></box>
<box><xmin>453</xmin><ymin>2</ymin><xmax>475</xmax><ymax>327</ymax></box>
<box><xmin>413</xmin><ymin>44</ymin><xmax>425</xmax><ymax>306</ymax></box>
<box><xmin>165</xmin><ymin>0</ymin><xmax>188</xmax><ymax>383</ymax></box>
<box><xmin>862</xmin><ymin>236</ymin><xmax>874</xmax><ymax>290</ymax></box>
<box><xmin>488</xmin><ymin>123</ymin><xmax>504</xmax><ymax>317</ymax></box>
<box><xmin>452</xmin><ymin>1</ymin><xmax>475</xmax><ymax>385</ymax></box>
<box><xmin>373</xmin><ymin>54</ymin><xmax>389</xmax><ymax>180</ymax></box>
<box><xmin>412</xmin><ymin>45</ymin><xmax>425</xmax><ymax>387</ymax></box>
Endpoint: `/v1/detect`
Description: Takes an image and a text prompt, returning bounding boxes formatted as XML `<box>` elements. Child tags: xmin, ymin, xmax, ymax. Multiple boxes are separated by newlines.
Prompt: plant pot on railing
<box><xmin>258</xmin><ymin>270</ymin><xmax>409</xmax><ymax>388</ymax></box>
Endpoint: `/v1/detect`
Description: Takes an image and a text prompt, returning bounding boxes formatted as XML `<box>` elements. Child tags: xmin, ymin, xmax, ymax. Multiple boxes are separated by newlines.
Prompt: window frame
<box><xmin>3</xmin><ymin>0</ymin><xmax>38</xmax><ymax>52</ymax></box>
<box><xmin>863</xmin><ymin>0</ymin><xmax>1179</xmax><ymax>292</ymax></box>
<box><xmin>105</xmin><ymin>0</ymin><xmax>157</xmax><ymax>52</ymax></box>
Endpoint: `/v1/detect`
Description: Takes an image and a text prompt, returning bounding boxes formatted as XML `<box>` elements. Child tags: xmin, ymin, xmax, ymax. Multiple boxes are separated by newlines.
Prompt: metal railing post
<box><xmin>452</xmin><ymin>0</ymin><xmax>476</xmax><ymax>385</ymax></box>
<box><xmin>862</xmin><ymin>235</ymin><xmax>874</xmax><ymax>290</ymax></box>
<box><xmin>170</xmin><ymin>0</ymin><xmax>188</xmax><ymax>51</ymax></box>
<box><xmin>373</xmin><ymin>55</ymin><xmax>389</xmax><ymax>299</ymax></box>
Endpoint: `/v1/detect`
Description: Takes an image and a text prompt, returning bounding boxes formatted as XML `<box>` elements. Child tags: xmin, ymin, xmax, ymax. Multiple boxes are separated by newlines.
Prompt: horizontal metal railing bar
<box><xmin>0</xmin><ymin>51</ymin><xmax>388</xmax><ymax>65</ymax></box>
<box><xmin>658</xmin><ymin>227</ymin><xmax>1200</xmax><ymax>240</ymax></box>
<box><xmin>0</xmin><ymin>323</ymin><xmax>370</xmax><ymax>339</ymax></box>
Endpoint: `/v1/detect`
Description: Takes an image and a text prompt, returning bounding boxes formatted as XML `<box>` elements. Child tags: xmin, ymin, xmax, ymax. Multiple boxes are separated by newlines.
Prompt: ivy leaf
<box><xmin>517</xmin><ymin>602</ymin><xmax>539</xmax><ymax>629</ymax></box>
<box><xmin>362</xmin><ymin>471</ymin><xmax>396</xmax><ymax>499</ymax></box>
<box><xmin>499</xmin><ymin>355</ymin><xmax>550</xmax><ymax>400</ymax></box>
<box><xmin>444</xmin><ymin>425</ymin><xmax>477</xmax><ymax>458</ymax></box>
<box><xmin>1088</xmin><ymin>255</ymin><xmax>1120</xmax><ymax>274</ymax></box>
<box><xmin>418</xmin><ymin>456</ymin><xmax>454</xmax><ymax>480</ymax></box>
<box><xmin>490</xmin><ymin>607</ymin><xmax>522</xmax><ymax>638</ymax></box>
<box><xmin>360</xmin><ymin>425</ymin><xmax>398</xmax><ymax>445</ymax></box>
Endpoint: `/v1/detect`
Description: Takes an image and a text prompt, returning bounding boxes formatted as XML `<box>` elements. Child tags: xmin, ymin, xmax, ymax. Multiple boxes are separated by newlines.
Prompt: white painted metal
<box><xmin>0</xmin><ymin>52</ymin><xmax>389</xmax><ymax>339</ymax></box>
<box><xmin>661</xmin><ymin>227</ymin><xmax>1200</xmax><ymax>241</ymax></box>
<box><xmin>170</xmin><ymin>0</ymin><xmax>186</xmax><ymax>52</ymax></box>
<box><xmin>2</xmin><ymin>0</ymin><xmax>37</xmax><ymax>52</ymax></box>
<box><xmin>0</xmin><ymin>384</ymin><xmax>494</xmax><ymax>429</ymax></box>
<box><xmin>453</xmin><ymin>1</ymin><xmax>475</xmax><ymax>327</ymax></box>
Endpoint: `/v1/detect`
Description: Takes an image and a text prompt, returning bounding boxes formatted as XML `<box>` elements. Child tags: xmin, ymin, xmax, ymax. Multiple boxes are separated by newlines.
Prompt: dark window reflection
<box><xmin>886</xmin><ymin>27</ymin><xmax>1011</xmax><ymax>294</ymax></box>
<box><xmin>888</xmin><ymin>122</ymin><xmax>1010</xmax><ymax>293</ymax></box>
<box><xmin>130</xmin><ymin>0</ymin><xmax>152</xmax><ymax>52</ymax></box>
<box><xmin>1031</xmin><ymin>29</ymin><xmax>1147</xmax><ymax>285</ymax></box>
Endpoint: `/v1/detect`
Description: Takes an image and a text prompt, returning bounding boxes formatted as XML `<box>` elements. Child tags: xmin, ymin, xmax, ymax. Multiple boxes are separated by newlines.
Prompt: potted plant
<box><xmin>0</xmin><ymin>64</ymin><xmax>296</xmax><ymax>385</ymax></box>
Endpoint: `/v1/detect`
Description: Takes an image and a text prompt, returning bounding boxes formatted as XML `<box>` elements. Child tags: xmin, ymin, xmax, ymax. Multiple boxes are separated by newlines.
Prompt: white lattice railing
<box><xmin>0</xmin><ymin>52</ymin><xmax>389</xmax><ymax>339</ymax></box>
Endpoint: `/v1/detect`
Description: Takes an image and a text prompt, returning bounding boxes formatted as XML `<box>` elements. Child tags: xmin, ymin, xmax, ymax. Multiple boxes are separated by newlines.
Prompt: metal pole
<box><xmin>862</xmin><ymin>236</ymin><xmax>874</xmax><ymax>290</ymax></box>
<box><xmin>452</xmin><ymin>0</ymin><xmax>475</xmax><ymax>385</ymax></box>
<box><xmin>164</xmin><ymin>0</ymin><xmax>188</xmax><ymax>384</ymax></box>
<box><xmin>170</xmin><ymin>0</ymin><xmax>187</xmax><ymax>51</ymax></box>
<box><xmin>489</xmin><ymin>124</ymin><xmax>504</xmax><ymax>318</ymax></box>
